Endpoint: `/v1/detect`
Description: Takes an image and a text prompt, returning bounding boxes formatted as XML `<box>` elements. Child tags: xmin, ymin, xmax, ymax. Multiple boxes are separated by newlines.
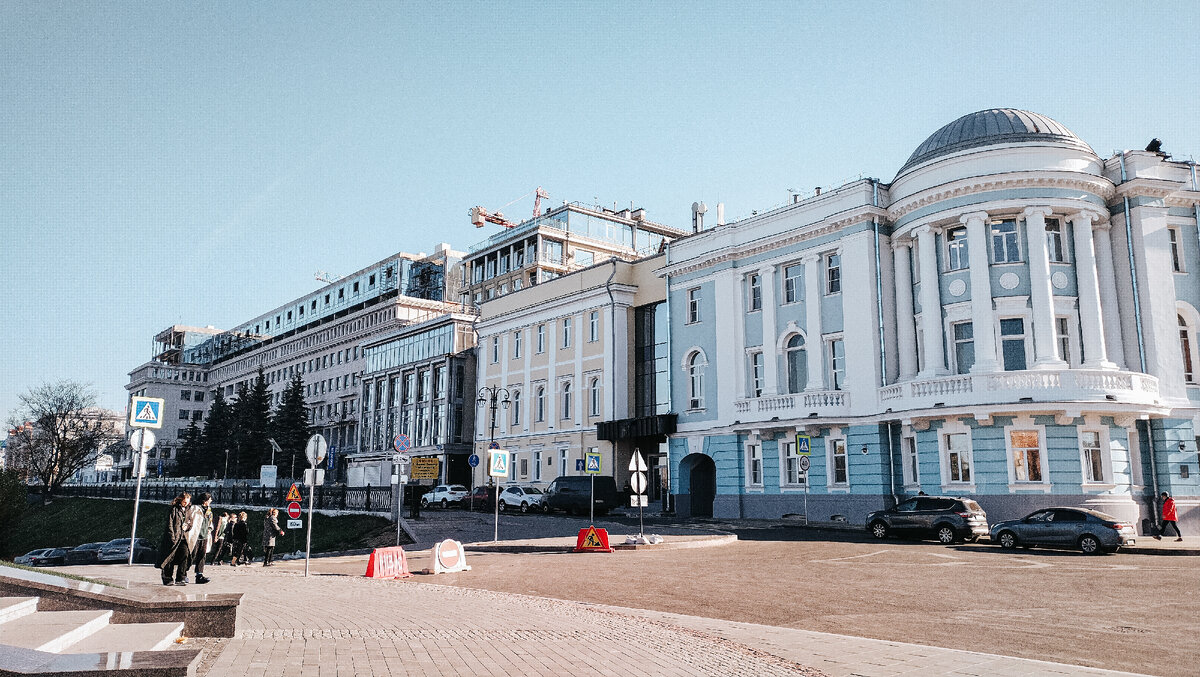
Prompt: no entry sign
<box><xmin>287</xmin><ymin>501</ymin><xmax>302</xmax><ymax>519</ymax></box>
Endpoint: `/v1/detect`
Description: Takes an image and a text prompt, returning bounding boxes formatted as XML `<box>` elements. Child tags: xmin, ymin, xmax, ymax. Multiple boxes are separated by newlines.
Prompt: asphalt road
<box><xmin>387</xmin><ymin>512</ymin><xmax>1198</xmax><ymax>677</ymax></box>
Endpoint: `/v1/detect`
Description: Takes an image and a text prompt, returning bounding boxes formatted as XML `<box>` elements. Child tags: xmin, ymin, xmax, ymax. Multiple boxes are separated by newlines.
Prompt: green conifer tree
<box><xmin>271</xmin><ymin>373</ymin><xmax>310</xmax><ymax>481</ymax></box>
<box><xmin>200</xmin><ymin>388</ymin><xmax>235</xmax><ymax>480</ymax></box>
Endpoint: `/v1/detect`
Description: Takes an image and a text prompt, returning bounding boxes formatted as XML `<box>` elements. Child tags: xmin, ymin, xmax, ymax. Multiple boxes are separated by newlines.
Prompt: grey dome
<box><xmin>898</xmin><ymin>109</ymin><xmax>1095</xmax><ymax>175</ymax></box>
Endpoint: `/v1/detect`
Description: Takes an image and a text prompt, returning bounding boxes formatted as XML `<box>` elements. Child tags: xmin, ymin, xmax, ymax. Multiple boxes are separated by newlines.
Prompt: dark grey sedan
<box><xmin>989</xmin><ymin>507</ymin><xmax>1136</xmax><ymax>554</ymax></box>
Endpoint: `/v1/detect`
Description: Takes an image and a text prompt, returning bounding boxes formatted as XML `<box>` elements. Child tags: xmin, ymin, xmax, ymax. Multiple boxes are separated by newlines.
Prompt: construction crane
<box><xmin>470</xmin><ymin>186</ymin><xmax>549</xmax><ymax>229</ymax></box>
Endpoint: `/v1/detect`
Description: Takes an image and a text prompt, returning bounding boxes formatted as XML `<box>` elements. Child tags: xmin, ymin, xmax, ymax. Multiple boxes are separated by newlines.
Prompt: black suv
<box><xmin>866</xmin><ymin>496</ymin><xmax>988</xmax><ymax>544</ymax></box>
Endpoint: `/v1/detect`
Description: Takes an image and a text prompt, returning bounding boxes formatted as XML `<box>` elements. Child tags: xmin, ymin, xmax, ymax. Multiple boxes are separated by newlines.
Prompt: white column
<box><xmin>893</xmin><ymin>240</ymin><xmax>918</xmax><ymax>380</ymax></box>
<box><xmin>1024</xmin><ymin>207</ymin><xmax>1066</xmax><ymax>367</ymax></box>
<box><xmin>1070</xmin><ymin>211</ymin><xmax>1116</xmax><ymax>369</ymax></box>
<box><xmin>914</xmin><ymin>225</ymin><xmax>946</xmax><ymax>376</ymax></box>
<box><xmin>1092</xmin><ymin>221</ymin><xmax>1126</xmax><ymax>370</ymax></box>
<box><xmin>803</xmin><ymin>254</ymin><xmax>826</xmax><ymax>390</ymax></box>
<box><xmin>961</xmin><ymin>211</ymin><xmax>999</xmax><ymax>373</ymax></box>
<box><xmin>611</xmin><ymin>306</ymin><xmax>630</xmax><ymax>419</ymax></box>
<box><xmin>759</xmin><ymin>265</ymin><xmax>779</xmax><ymax>395</ymax></box>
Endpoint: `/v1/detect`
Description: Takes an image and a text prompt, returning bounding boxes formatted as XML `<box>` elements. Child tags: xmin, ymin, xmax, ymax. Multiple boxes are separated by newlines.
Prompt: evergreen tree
<box><xmin>174</xmin><ymin>419</ymin><xmax>204</xmax><ymax>477</ymax></box>
<box><xmin>200</xmin><ymin>388</ymin><xmax>235</xmax><ymax>479</ymax></box>
<box><xmin>271</xmin><ymin>373</ymin><xmax>310</xmax><ymax>480</ymax></box>
<box><xmin>231</xmin><ymin>367</ymin><xmax>272</xmax><ymax>477</ymax></box>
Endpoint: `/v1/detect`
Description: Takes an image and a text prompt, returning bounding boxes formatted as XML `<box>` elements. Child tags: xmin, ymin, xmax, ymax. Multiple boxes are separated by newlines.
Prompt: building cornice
<box><xmin>1111</xmin><ymin>177</ymin><xmax>1183</xmax><ymax>201</ymax></box>
<box><xmin>889</xmin><ymin>172</ymin><xmax>1115</xmax><ymax>222</ymax></box>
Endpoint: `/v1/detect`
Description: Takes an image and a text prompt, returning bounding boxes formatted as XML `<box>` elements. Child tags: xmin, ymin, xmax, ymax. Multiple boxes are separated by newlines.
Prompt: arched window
<box><xmin>536</xmin><ymin>387</ymin><xmax>545</xmax><ymax>421</ymax></box>
<box><xmin>561</xmin><ymin>382</ymin><xmax>572</xmax><ymax>419</ymax></box>
<box><xmin>1181</xmin><ymin>315</ymin><xmax>1195</xmax><ymax>383</ymax></box>
<box><xmin>785</xmin><ymin>334</ymin><xmax>807</xmax><ymax>394</ymax></box>
<box><xmin>589</xmin><ymin>378</ymin><xmax>600</xmax><ymax>417</ymax></box>
<box><xmin>511</xmin><ymin>390</ymin><xmax>521</xmax><ymax>425</ymax></box>
<box><xmin>687</xmin><ymin>351</ymin><xmax>706</xmax><ymax>409</ymax></box>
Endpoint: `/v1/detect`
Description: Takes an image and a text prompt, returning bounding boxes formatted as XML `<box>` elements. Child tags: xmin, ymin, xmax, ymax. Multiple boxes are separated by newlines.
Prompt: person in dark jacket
<box><xmin>159</xmin><ymin>492</ymin><xmax>193</xmax><ymax>586</ymax></box>
<box><xmin>190</xmin><ymin>493</ymin><xmax>214</xmax><ymax>584</ymax></box>
<box><xmin>209</xmin><ymin>512</ymin><xmax>229</xmax><ymax>565</ymax></box>
<box><xmin>215</xmin><ymin>513</ymin><xmax>237</xmax><ymax>564</ymax></box>
<box><xmin>262</xmin><ymin>507</ymin><xmax>284</xmax><ymax>566</ymax></box>
<box><xmin>231</xmin><ymin>511</ymin><xmax>250</xmax><ymax>565</ymax></box>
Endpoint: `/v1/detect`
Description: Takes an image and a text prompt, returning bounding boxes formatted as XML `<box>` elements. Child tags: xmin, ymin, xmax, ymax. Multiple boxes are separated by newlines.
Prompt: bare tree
<box><xmin>6</xmin><ymin>381</ymin><xmax>120</xmax><ymax>502</ymax></box>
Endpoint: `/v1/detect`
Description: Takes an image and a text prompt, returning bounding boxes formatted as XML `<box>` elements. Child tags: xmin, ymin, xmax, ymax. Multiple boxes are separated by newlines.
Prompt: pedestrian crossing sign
<box><xmin>129</xmin><ymin>397</ymin><xmax>165</xmax><ymax>429</ymax></box>
<box><xmin>488</xmin><ymin>450</ymin><xmax>509</xmax><ymax>477</ymax></box>
<box><xmin>585</xmin><ymin>451</ymin><xmax>602</xmax><ymax>475</ymax></box>
<box><xmin>286</xmin><ymin>484</ymin><xmax>303</xmax><ymax>501</ymax></box>
<box><xmin>795</xmin><ymin>434</ymin><xmax>811</xmax><ymax>456</ymax></box>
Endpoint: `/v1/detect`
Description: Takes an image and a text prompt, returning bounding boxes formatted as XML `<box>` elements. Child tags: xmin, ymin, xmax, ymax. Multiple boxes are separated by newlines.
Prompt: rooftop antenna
<box><xmin>691</xmin><ymin>201</ymin><xmax>707</xmax><ymax>233</ymax></box>
<box><xmin>315</xmin><ymin>271</ymin><xmax>342</xmax><ymax>284</ymax></box>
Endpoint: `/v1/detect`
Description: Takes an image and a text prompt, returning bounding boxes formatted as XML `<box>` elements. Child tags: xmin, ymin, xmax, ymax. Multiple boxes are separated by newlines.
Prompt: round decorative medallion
<box><xmin>1051</xmin><ymin>271</ymin><xmax>1069</xmax><ymax>289</ymax></box>
<box><xmin>999</xmin><ymin>272</ymin><xmax>1020</xmax><ymax>290</ymax></box>
<box><xmin>948</xmin><ymin>279</ymin><xmax>967</xmax><ymax>297</ymax></box>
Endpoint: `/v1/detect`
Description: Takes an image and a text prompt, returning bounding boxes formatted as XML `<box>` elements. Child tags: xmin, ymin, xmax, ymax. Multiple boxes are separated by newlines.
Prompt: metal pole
<box><xmin>128</xmin><ymin>451</ymin><xmax>144</xmax><ymax>566</ymax></box>
<box><xmin>491</xmin><ymin>395</ymin><xmax>499</xmax><ymax>542</ymax></box>
<box><xmin>803</xmin><ymin>472</ymin><xmax>809</xmax><ymax>526</ymax></box>
<box><xmin>304</xmin><ymin>466</ymin><xmax>315</xmax><ymax>577</ymax></box>
<box><xmin>590</xmin><ymin>473</ymin><xmax>595</xmax><ymax>525</ymax></box>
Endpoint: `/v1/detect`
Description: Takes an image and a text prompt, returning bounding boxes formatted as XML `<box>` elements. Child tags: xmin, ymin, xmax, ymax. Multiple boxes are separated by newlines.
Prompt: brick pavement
<box><xmin>68</xmin><ymin>554</ymin><xmax>1153</xmax><ymax>677</ymax></box>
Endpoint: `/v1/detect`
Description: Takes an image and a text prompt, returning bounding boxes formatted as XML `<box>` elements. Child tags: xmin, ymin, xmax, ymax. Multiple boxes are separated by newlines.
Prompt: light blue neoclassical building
<box><xmin>661</xmin><ymin>109</ymin><xmax>1200</xmax><ymax>532</ymax></box>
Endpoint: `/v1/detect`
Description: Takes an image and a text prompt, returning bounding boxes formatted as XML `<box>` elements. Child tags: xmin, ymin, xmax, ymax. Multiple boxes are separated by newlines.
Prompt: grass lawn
<box><xmin>3</xmin><ymin>497</ymin><xmax>404</xmax><ymax>560</ymax></box>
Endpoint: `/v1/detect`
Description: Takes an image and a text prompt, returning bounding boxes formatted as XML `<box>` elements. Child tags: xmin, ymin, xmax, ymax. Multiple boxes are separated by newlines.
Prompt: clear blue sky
<box><xmin>2</xmin><ymin>2</ymin><xmax>1198</xmax><ymax>421</ymax></box>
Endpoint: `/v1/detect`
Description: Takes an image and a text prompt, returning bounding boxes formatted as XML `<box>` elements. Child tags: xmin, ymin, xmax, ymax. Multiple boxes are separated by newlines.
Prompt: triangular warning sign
<box><xmin>286</xmin><ymin>484</ymin><xmax>303</xmax><ymax>501</ymax></box>
<box><xmin>574</xmin><ymin>526</ymin><xmax>613</xmax><ymax>552</ymax></box>
<box><xmin>136</xmin><ymin>403</ymin><xmax>157</xmax><ymax>422</ymax></box>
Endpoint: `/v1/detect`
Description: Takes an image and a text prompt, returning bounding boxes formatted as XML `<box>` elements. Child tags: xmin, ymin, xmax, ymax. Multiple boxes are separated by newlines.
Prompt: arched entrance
<box><xmin>680</xmin><ymin>453</ymin><xmax>716</xmax><ymax>518</ymax></box>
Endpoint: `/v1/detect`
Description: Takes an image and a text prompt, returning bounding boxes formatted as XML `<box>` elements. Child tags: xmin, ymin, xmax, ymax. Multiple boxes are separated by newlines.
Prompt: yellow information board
<box><xmin>410</xmin><ymin>457</ymin><xmax>440</xmax><ymax>480</ymax></box>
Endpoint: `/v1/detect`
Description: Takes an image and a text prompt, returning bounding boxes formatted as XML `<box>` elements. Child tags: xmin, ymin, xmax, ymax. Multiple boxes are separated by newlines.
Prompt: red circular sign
<box><xmin>437</xmin><ymin>539</ymin><xmax>461</xmax><ymax>569</ymax></box>
<box><xmin>287</xmin><ymin>502</ymin><xmax>302</xmax><ymax>519</ymax></box>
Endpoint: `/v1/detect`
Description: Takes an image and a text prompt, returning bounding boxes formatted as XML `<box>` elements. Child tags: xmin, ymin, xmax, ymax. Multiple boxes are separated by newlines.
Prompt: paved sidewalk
<box><xmin>68</xmin><ymin>555</ymin><xmax>1154</xmax><ymax>677</ymax></box>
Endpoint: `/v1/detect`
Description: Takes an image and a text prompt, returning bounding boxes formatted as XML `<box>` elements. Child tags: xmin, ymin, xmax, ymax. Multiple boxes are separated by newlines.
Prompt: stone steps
<box><xmin>0</xmin><ymin>596</ymin><xmax>37</xmax><ymax>624</ymax></box>
<box><xmin>0</xmin><ymin>608</ymin><xmax>113</xmax><ymax>653</ymax></box>
<box><xmin>65</xmin><ymin>621</ymin><xmax>184</xmax><ymax>653</ymax></box>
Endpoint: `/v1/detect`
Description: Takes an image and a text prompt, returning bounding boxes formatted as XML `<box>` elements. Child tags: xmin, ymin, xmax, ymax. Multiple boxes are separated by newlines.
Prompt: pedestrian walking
<box><xmin>158</xmin><ymin>492</ymin><xmax>193</xmax><ymax>586</ymax></box>
<box><xmin>231</xmin><ymin>511</ymin><xmax>250</xmax><ymax>565</ymax></box>
<box><xmin>1155</xmin><ymin>492</ymin><xmax>1183</xmax><ymax>541</ymax></box>
<box><xmin>190</xmin><ymin>493</ymin><xmax>214</xmax><ymax>584</ymax></box>
<box><xmin>209</xmin><ymin>512</ymin><xmax>229</xmax><ymax>565</ymax></box>
<box><xmin>262</xmin><ymin>507</ymin><xmax>284</xmax><ymax>566</ymax></box>
<box><xmin>217</xmin><ymin>513</ymin><xmax>238</xmax><ymax>564</ymax></box>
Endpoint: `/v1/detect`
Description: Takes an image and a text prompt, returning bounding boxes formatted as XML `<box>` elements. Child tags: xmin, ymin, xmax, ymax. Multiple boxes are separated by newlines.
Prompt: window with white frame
<box><xmin>952</xmin><ymin>322</ymin><xmax>974</xmax><ymax>374</ymax></box>
<box><xmin>1056</xmin><ymin>317</ymin><xmax>1072</xmax><ymax>365</ymax></box>
<box><xmin>562</xmin><ymin>317</ymin><xmax>572</xmax><ymax>348</ymax></box>
<box><xmin>533</xmin><ymin>450</ymin><xmax>541</xmax><ymax>481</ymax></box>
<box><xmin>828</xmin><ymin>337</ymin><xmax>846</xmax><ymax>390</ymax></box>
<box><xmin>991</xmin><ymin>219</ymin><xmax>1020</xmax><ymax>263</ymax></box>
<box><xmin>1169</xmin><ymin>227</ymin><xmax>1184</xmax><ymax>272</ymax></box>
<box><xmin>1180</xmin><ymin>314</ymin><xmax>1195</xmax><ymax>383</ymax></box>
<box><xmin>782</xmin><ymin>439</ymin><xmax>805</xmax><ymax>485</ymax></box>
<box><xmin>561</xmin><ymin>381</ymin><xmax>572</xmax><ymax>419</ymax></box>
<box><xmin>783</xmin><ymin>264</ymin><xmax>802</xmax><ymax>303</ymax></box>
<box><xmin>748</xmin><ymin>274</ymin><xmax>762</xmax><ymax>311</ymax></box>
<box><xmin>589</xmin><ymin>377</ymin><xmax>600</xmax><ymax>417</ymax></box>
<box><xmin>1080</xmin><ymin>430</ymin><xmax>1107</xmax><ymax>483</ymax></box>
<box><xmin>946</xmin><ymin>227</ymin><xmax>969</xmax><ymax>271</ymax></box>
<box><xmin>687</xmin><ymin>288</ymin><xmax>701</xmax><ymax>323</ymax></box>
<box><xmin>785</xmin><ymin>335</ymin><xmax>807</xmax><ymax>394</ymax></box>
<box><xmin>513</xmin><ymin>331</ymin><xmax>522</xmax><ymax>359</ymax></box>
<box><xmin>589</xmin><ymin>310</ymin><xmax>599</xmax><ymax>342</ymax></box>
<box><xmin>747</xmin><ymin>441</ymin><xmax>763</xmax><ymax>486</ymax></box>
<box><xmin>560</xmin><ymin>449</ymin><xmax>571</xmax><ymax>476</ymax></box>
<box><xmin>1000</xmin><ymin>318</ymin><xmax>1027</xmax><ymax>371</ymax></box>
<box><xmin>536</xmin><ymin>324</ymin><xmax>546</xmax><ymax>353</ymax></box>
<box><xmin>535</xmin><ymin>386</ymin><xmax>545</xmax><ymax>422</ymax></box>
<box><xmin>1045</xmin><ymin>218</ymin><xmax>1066</xmax><ymax>263</ymax></box>
<box><xmin>944</xmin><ymin>432</ymin><xmax>971</xmax><ymax>483</ymax></box>
<box><xmin>1009</xmin><ymin>430</ymin><xmax>1044</xmax><ymax>482</ymax></box>
<box><xmin>828</xmin><ymin>438</ymin><xmax>848</xmax><ymax>485</ymax></box>
<box><xmin>490</xmin><ymin>337</ymin><xmax>499</xmax><ymax>364</ymax></box>
<box><xmin>687</xmin><ymin>351</ymin><xmax>706</xmax><ymax>409</ymax></box>
<box><xmin>825</xmin><ymin>253</ymin><xmax>841</xmax><ymax>294</ymax></box>
<box><xmin>749</xmin><ymin>351</ymin><xmax>765</xmax><ymax>397</ymax></box>
<box><xmin>903</xmin><ymin>436</ymin><xmax>919</xmax><ymax>486</ymax></box>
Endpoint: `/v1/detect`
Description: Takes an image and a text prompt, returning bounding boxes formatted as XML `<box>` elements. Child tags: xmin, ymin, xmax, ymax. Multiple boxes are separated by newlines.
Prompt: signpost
<box><xmin>799</xmin><ymin>455</ymin><xmax>811</xmax><ymax>525</ymax></box>
<box><xmin>303</xmin><ymin>434</ymin><xmax>327</xmax><ymax>577</ymax></box>
<box><xmin>585</xmin><ymin>450</ymin><xmax>602</xmax><ymax>523</ymax></box>
<box><xmin>488</xmin><ymin>449</ymin><xmax>508</xmax><ymax>542</ymax></box>
<box><xmin>391</xmin><ymin>452</ymin><xmax>411</xmax><ymax>546</ymax></box>
<box><xmin>629</xmin><ymin>449</ymin><xmax>649</xmax><ymax>538</ymax></box>
<box><xmin>410</xmin><ymin>457</ymin><xmax>439</xmax><ymax>480</ymax></box>
<box><xmin>126</xmin><ymin>427</ymin><xmax>155</xmax><ymax>566</ymax></box>
<box><xmin>128</xmin><ymin>397</ymin><xmax>165</xmax><ymax>429</ymax></box>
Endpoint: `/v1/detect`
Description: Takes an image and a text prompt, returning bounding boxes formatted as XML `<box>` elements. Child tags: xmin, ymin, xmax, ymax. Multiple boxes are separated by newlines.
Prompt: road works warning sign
<box><xmin>574</xmin><ymin>526</ymin><xmax>613</xmax><ymax>553</ymax></box>
<box><xmin>285</xmin><ymin>484</ymin><xmax>303</xmax><ymax>502</ymax></box>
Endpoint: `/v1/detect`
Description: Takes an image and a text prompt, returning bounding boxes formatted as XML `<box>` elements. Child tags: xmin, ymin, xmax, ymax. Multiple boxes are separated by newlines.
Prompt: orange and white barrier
<box><xmin>365</xmin><ymin>546</ymin><xmax>413</xmax><ymax>579</ymax></box>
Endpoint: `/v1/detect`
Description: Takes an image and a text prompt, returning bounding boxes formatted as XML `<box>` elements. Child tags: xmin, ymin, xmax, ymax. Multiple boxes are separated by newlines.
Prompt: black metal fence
<box><xmin>59</xmin><ymin>483</ymin><xmax>401</xmax><ymax>514</ymax></box>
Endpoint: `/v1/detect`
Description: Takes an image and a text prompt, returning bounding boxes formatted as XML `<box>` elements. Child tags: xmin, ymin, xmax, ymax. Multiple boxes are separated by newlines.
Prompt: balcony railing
<box><xmin>734</xmin><ymin>390</ymin><xmax>849</xmax><ymax>417</ymax></box>
<box><xmin>878</xmin><ymin>368</ymin><xmax>1160</xmax><ymax>410</ymax></box>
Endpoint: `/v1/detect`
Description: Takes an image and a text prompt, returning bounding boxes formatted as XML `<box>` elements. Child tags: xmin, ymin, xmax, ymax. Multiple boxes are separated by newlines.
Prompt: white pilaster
<box><xmin>611</xmin><ymin>306</ymin><xmax>630</xmax><ymax>420</ymax></box>
<box><xmin>915</xmin><ymin>225</ymin><xmax>947</xmax><ymax>376</ymax></box>
<box><xmin>803</xmin><ymin>254</ymin><xmax>826</xmax><ymax>390</ymax></box>
<box><xmin>893</xmin><ymin>240</ymin><xmax>918</xmax><ymax>380</ymax></box>
<box><xmin>1025</xmin><ymin>207</ymin><xmax>1067</xmax><ymax>367</ymax></box>
<box><xmin>1092</xmin><ymin>222</ymin><xmax>1126</xmax><ymax>370</ymax></box>
<box><xmin>961</xmin><ymin>211</ymin><xmax>999</xmax><ymax>373</ymax></box>
<box><xmin>759</xmin><ymin>265</ymin><xmax>779</xmax><ymax>395</ymax></box>
<box><xmin>1070</xmin><ymin>211</ymin><xmax>1117</xmax><ymax>369</ymax></box>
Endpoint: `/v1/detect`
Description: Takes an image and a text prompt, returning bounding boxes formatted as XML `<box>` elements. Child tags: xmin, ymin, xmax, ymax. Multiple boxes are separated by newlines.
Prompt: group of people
<box><xmin>159</xmin><ymin>492</ymin><xmax>286</xmax><ymax>586</ymax></box>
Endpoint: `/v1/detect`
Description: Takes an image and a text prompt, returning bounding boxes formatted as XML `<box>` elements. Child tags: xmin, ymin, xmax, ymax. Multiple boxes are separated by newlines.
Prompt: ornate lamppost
<box><xmin>476</xmin><ymin>385</ymin><xmax>509</xmax><ymax>542</ymax></box>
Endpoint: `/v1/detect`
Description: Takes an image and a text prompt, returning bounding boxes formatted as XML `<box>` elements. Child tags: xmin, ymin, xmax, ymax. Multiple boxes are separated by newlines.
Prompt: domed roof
<box><xmin>898</xmin><ymin>109</ymin><xmax>1094</xmax><ymax>175</ymax></box>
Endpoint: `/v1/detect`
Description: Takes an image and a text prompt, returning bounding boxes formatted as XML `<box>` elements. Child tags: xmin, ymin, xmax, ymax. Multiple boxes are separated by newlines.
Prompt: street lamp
<box><xmin>476</xmin><ymin>384</ymin><xmax>510</xmax><ymax>542</ymax></box>
<box><xmin>224</xmin><ymin>449</ymin><xmax>230</xmax><ymax>481</ymax></box>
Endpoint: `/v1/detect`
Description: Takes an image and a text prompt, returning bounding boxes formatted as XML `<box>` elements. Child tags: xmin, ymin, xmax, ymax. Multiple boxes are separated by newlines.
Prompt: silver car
<box><xmin>989</xmin><ymin>507</ymin><xmax>1136</xmax><ymax>554</ymax></box>
<box><xmin>498</xmin><ymin>485</ymin><xmax>546</xmax><ymax>513</ymax></box>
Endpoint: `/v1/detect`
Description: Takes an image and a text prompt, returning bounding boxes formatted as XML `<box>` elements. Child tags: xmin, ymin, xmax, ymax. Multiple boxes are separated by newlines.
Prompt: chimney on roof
<box><xmin>716</xmin><ymin>203</ymin><xmax>725</xmax><ymax>226</ymax></box>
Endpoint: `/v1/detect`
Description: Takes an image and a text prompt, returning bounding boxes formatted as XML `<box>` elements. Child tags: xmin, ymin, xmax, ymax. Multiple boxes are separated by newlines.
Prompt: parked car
<box><xmin>466</xmin><ymin>485</ymin><xmax>496</xmax><ymax>511</ymax></box>
<box><xmin>498</xmin><ymin>485</ymin><xmax>546</xmax><ymax>513</ymax></box>
<box><xmin>989</xmin><ymin>507</ymin><xmax>1136</xmax><ymax>554</ymax></box>
<box><xmin>420</xmin><ymin>484</ymin><xmax>468</xmax><ymax>509</ymax></box>
<box><xmin>29</xmin><ymin>548</ymin><xmax>68</xmax><ymax>567</ymax></box>
<box><xmin>14</xmin><ymin>548</ymin><xmax>53</xmax><ymax>566</ymax></box>
<box><xmin>97</xmin><ymin>538</ymin><xmax>157</xmax><ymax>564</ymax></box>
<box><xmin>64</xmin><ymin>542</ymin><xmax>108</xmax><ymax>565</ymax></box>
<box><xmin>866</xmin><ymin>496</ymin><xmax>989</xmax><ymax>544</ymax></box>
<box><xmin>544</xmin><ymin>476</ymin><xmax>620</xmax><ymax>516</ymax></box>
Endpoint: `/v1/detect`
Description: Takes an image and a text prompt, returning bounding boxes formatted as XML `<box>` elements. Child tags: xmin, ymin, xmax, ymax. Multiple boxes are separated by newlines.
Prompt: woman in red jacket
<box><xmin>1155</xmin><ymin>492</ymin><xmax>1182</xmax><ymax>541</ymax></box>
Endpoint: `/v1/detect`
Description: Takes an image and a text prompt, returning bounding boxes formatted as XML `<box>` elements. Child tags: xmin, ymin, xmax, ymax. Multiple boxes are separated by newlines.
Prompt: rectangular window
<box><xmin>991</xmin><ymin>219</ymin><xmax>1020</xmax><ymax>263</ymax></box>
<box><xmin>562</xmin><ymin>317</ymin><xmax>572</xmax><ymax>348</ymax></box>
<box><xmin>1081</xmin><ymin>431</ymin><xmax>1105</xmax><ymax>483</ymax></box>
<box><xmin>180</xmin><ymin>390</ymin><xmax>191</xmax><ymax>401</ymax></box>
<box><xmin>830</xmin><ymin>439</ymin><xmax>847</xmax><ymax>485</ymax></box>
<box><xmin>1010</xmin><ymin>430</ymin><xmax>1043</xmax><ymax>482</ymax></box>
<box><xmin>946</xmin><ymin>432</ymin><xmax>970</xmax><ymax>482</ymax></box>
<box><xmin>748</xmin><ymin>274</ymin><xmax>762</xmax><ymax>311</ymax></box>
<box><xmin>178</xmin><ymin>409</ymin><xmax>189</xmax><ymax>420</ymax></box>
<box><xmin>783</xmin><ymin>440</ymin><xmax>805</xmax><ymax>485</ymax></box>
<box><xmin>1045</xmin><ymin>218</ymin><xmax>1065</xmax><ymax>263</ymax></box>
<box><xmin>1169</xmin><ymin>228</ymin><xmax>1183</xmax><ymax>272</ymax></box>
<box><xmin>533</xmin><ymin>451</ymin><xmax>541</xmax><ymax>481</ymax></box>
<box><xmin>194</xmin><ymin>391</ymin><xmax>205</xmax><ymax>402</ymax></box>
<box><xmin>825</xmin><ymin>253</ymin><xmax>841</xmax><ymax>294</ymax></box>
<box><xmin>513</xmin><ymin>331</ymin><xmax>522</xmax><ymax>359</ymax></box>
<box><xmin>783</xmin><ymin>264</ymin><xmax>802</xmax><ymax>304</ymax></box>
<box><xmin>749</xmin><ymin>351</ymin><xmax>764</xmax><ymax>397</ymax></box>
<box><xmin>947</xmin><ymin>227</ymin><xmax>969</xmax><ymax>271</ymax></box>
<box><xmin>1000</xmin><ymin>318</ymin><xmax>1027</xmax><ymax>371</ymax></box>
<box><xmin>1056</xmin><ymin>317</ymin><xmax>1071</xmax><ymax>365</ymax></box>
<box><xmin>748</xmin><ymin>443</ymin><xmax>762</xmax><ymax>485</ymax></box>
<box><xmin>953</xmin><ymin>322</ymin><xmax>975</xmax><ymax>374</ymax></box>
<box><xmin>536</xmin><ymin>325</ymin><xmax>546</xmax><ymax>353</ymax></box>
<box><xmin>589</xmin><ymin>311</ymin><xmax>599</xmax><ymax>342</ymax></box>
<box><xmin>829</xmin><ymin>338</ymin><xmax>846</xmax><ymax>390</ymax></box>
<box><xmin>490</xmin><ymin>337</ymin><xmax>499</xmax><ymax>364</ymax></box>
<box><xmin>903</xmin><ymin>436</ymin><xmax>919</xmax><ymax>486</ymax></box>
<box><xmin>687</xmin><ymin>288</ymin><xmax>701</xmax><ymax>323</ymax></box>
